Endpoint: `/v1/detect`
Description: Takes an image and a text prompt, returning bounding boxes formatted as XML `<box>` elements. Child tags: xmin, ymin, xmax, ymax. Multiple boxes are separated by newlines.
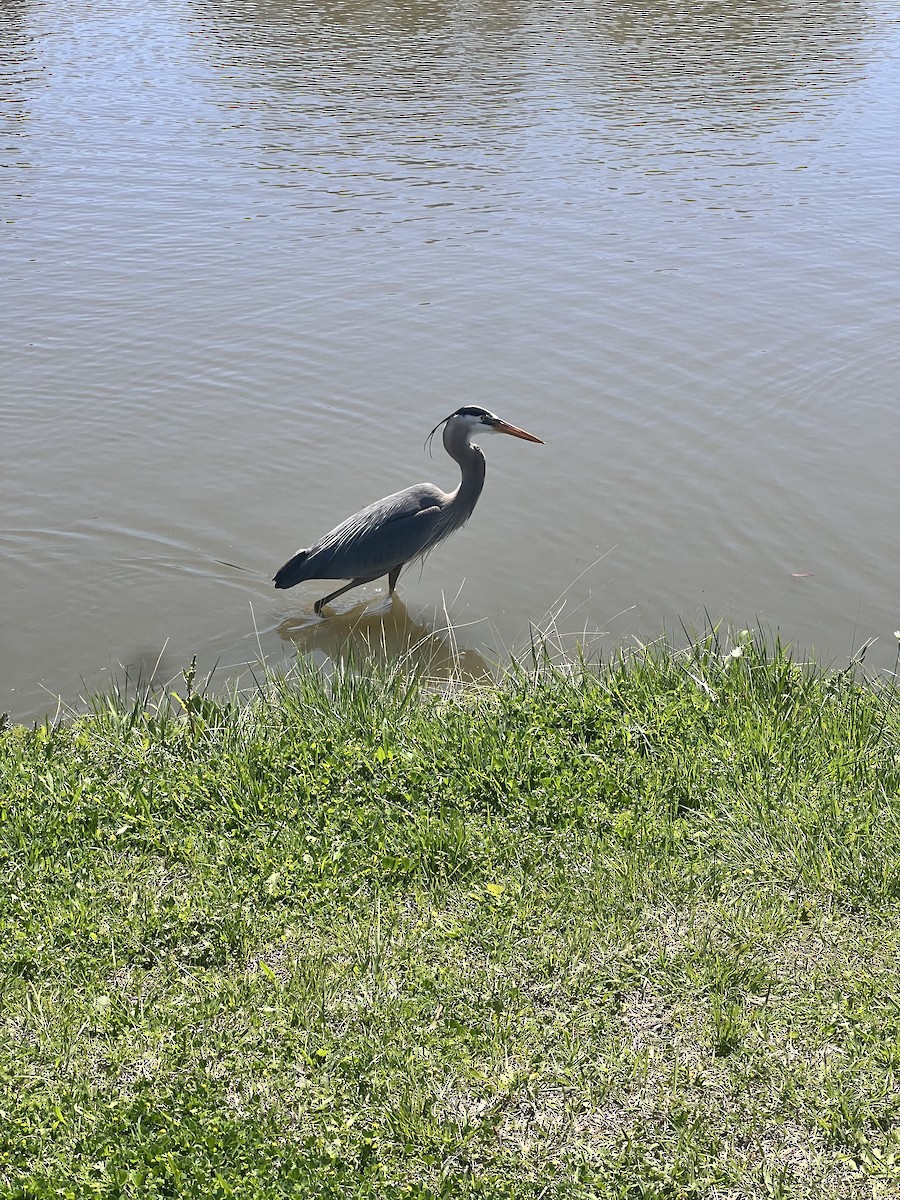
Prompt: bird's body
<box><xmin>274</xmin><ymin>406</ymin><xmax>542</xmax><ymax>613</ymax></box>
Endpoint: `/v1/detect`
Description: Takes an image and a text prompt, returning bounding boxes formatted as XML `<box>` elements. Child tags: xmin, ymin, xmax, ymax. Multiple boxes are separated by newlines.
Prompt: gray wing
<box><xmin>298</xmin><ymin>483</ymin><xmax>449</xmax><ymax>582</ymax></box>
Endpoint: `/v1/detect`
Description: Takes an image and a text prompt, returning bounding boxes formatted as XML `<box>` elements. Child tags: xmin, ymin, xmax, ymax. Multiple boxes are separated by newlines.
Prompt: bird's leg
<box><xmin>387</xmin><ymin>564</ymin><xmax>403</xmax><ymax>595</ymax></box>
<box><xmin>314</xmin><ymin>577</ymin><xmax>373</xmax><ymax>615</ymax></box>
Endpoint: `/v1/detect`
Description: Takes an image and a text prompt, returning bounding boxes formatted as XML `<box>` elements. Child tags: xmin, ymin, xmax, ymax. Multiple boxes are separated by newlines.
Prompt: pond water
<box><xmin>2</xmin><ymin>0</ymin><xmax>899</xmax><ymax>721</ymax></box>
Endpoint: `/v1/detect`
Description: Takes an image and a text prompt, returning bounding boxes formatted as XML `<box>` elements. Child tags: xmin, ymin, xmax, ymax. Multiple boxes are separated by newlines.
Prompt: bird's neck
<box><xmin>444</xmin><ymin>432</ymin><xmax>486</xmax><ymax>513</ymax></box>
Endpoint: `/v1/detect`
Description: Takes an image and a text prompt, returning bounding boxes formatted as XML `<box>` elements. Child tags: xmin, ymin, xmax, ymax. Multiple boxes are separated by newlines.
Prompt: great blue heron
<box><xmin>274</xmin><ymin>405</ymin><xmax>543</xmax><ymax>613</ymax></box>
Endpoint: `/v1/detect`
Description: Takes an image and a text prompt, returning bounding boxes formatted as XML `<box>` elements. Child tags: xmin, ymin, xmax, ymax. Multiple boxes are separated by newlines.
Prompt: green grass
<box><xmin>2</xmin><ymin>632</ymin><xmax>900</xmax><ymax>1198</ymax></box>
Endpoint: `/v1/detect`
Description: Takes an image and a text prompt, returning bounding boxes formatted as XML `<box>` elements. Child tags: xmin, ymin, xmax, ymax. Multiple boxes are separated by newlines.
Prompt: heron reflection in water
<box><xmin>276</xmin><ymin>595</ymin><xmax>493</xmax><ymax>685</ymax></box>
<box><xmin>274</xmin><ymin>406</ymin><xmax>543</xmax><ymax>613</ymax></box>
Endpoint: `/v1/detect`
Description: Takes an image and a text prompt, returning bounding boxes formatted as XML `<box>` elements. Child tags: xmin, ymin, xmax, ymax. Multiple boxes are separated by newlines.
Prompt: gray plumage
<box><xmin>274</xmin><ymin>405</ymin><xmax>542</xmax><ymax>614</ymax></box>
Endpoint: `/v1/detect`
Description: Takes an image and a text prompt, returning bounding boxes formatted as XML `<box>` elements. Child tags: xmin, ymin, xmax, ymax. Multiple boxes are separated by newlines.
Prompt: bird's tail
<box><xmin>273</xmin><ymin>549</ymin><xmax>311</xmax><ymax>590</ymax></box>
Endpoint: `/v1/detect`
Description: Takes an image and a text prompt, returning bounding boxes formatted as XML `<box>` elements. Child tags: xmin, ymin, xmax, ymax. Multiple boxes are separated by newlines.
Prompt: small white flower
<box><xmin>895</xmin><ymin>630</ymin><xmax>900</xmax><ymax>641</ymax></box>
<box><xmin>728</xmin><ymin>646</ymin><xmax>743</xmax><ymax>659</ymax></box>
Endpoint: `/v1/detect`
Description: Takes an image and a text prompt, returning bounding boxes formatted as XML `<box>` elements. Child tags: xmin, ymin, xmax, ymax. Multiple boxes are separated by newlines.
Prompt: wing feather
<box><xmin>285</xmin><ymin>483</ymin><xmax>448</xmax><ymax>583</ymax></box>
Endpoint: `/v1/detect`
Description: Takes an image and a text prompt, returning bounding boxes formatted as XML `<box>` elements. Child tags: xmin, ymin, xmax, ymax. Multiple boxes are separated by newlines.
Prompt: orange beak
<box><xmin>492</xmin><ymin>419</ymin><xmax>543</xmax><ymax>444</ymax></box>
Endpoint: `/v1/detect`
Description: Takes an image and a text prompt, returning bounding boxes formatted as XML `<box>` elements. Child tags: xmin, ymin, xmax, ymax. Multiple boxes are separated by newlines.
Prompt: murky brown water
<box><xmin>2</xmin><ymin>0</ymin><xmax>899</xmax><ymax>721</ymax></box>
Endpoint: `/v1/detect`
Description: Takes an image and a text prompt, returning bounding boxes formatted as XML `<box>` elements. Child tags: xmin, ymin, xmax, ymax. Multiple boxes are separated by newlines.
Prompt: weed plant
<box><xmin>1</xmin><ymin>632</ymin><xmax>900</xmax><ymax>1198</ymax></box>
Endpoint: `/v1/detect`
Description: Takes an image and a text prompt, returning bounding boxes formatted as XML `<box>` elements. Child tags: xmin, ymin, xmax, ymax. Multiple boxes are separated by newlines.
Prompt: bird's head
<box><xmin>426</xmin><ymin>406</ymin><xmax>543</xmax><ymax>454</ymax></box>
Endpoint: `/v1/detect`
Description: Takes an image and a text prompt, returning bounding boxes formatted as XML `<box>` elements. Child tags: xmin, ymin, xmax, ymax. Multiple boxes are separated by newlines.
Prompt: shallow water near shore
<box><xmin>2</xmin><ymin>0</ymin><xmax>899</xmax><ymax>720</ymax></box>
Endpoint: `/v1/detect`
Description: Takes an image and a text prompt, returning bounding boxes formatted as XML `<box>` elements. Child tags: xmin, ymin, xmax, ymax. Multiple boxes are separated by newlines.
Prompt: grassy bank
<box><xmin>2</xmin><ymin>634</ymin><xmax>900</xmax><ymax>1199</ymax></box>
